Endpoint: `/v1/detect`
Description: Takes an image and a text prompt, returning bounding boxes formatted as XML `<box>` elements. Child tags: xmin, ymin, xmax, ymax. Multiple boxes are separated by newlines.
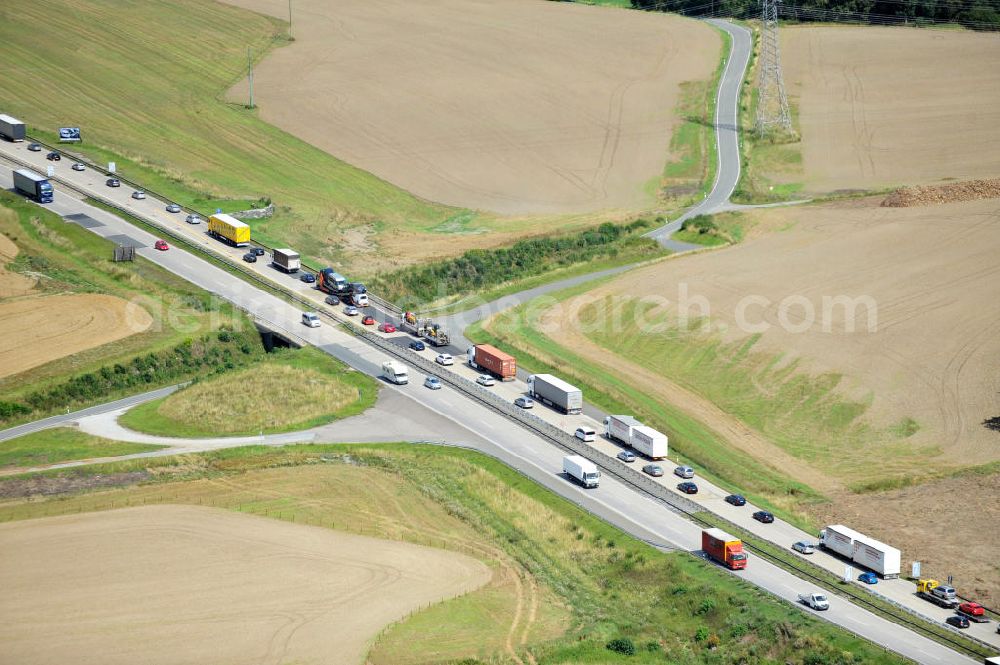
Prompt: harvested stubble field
<box><xmin>781</xmin><ymin>26</ymin><xmax>1000</xmax><ymax>194</ymax></box>
<box><xmin>0</xmin><ymin>293</ymin><xmax>152</xmax><ymax>379</ymax></box>
<box><xmin>0</xmin><ymin>231</ymin><xmax>35</xmax><ymax>297</ymax></box>
<box><xmin>518</xmin><ymin>194</ymin><xmax>1000</xmax><ymax>600</ymax></box>
<box><xmin>0</xmin><ymin>504</ymin><xmax>490</xmax><ymax>665</ymax></box>
<box><xmin>223</xmin><ymin>0</ymin><xmax>719</xmax><ymax>216</ymax></box>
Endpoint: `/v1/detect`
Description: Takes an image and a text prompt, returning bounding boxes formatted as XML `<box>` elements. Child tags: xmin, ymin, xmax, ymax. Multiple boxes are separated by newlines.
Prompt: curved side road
<box><xmin>647</xmin><ymin>19</ymin><xmax>753</xmax><ymax>245</ymax></box>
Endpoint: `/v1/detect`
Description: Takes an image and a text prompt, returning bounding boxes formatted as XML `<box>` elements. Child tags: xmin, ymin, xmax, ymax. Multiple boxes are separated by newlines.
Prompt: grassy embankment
<box><xmin>0</xmin><ymin>191</ymin><xmax>260</xmax><ymax>427</ymax></box>
<box><xmin>671</xmin><ymin>212</ymin><xmax>750</xmax><ymax>246</ymax></box>
<box><xmin>0</xmin><ymin>428</ymin><xmax>162</xmax><ymax>469</ymax></box>
<box><xmin>0</xmin><ymin>0</ymin><xmax>461</xmax><ymax>272</ymax></box>
<box><xmin>0</xmin><ymin>444</ymin><xmax>908</xmax><ymax>665</ymax></box>
<box><xmin>120</xmin><ymin>347</ymin><xmax>377</xmax><ymax>437</ymax></box>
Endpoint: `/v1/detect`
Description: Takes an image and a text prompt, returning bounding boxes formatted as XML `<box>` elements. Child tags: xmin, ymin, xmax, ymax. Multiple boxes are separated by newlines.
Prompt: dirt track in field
<box><xmin>782</xmin><ymin>26</ymin><xmax>1000</xmax><ymax>193</ymax></box>
<box><xmin>0</xmin><ymin>505</ymin><xmax>491</xmax><ymax>665</ymax></box>
<box><xmin>223</xmin><ymin>0</ymin><xmax>718</xmax><ymax>215</ymax></box>
<box><xmin>0</xmin><ymin>293</ymin><xmax>152</xmax><ymax>379</ymax></box>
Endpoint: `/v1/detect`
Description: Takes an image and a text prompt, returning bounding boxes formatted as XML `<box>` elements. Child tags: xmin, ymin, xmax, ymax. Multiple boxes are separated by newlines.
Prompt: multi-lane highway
<box><xmin>0</xmin><ymin>154</ymin><xmax>986</xmax><ymax>664</ymax></box>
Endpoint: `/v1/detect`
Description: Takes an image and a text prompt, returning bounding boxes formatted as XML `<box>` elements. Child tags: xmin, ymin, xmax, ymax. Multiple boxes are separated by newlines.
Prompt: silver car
<box><xmin>792</xmin><ymin>541</ymin><xmax>815</xmax><ymax>555</ymax></box>
<box><xmin>131</xmin><ymin>190</ymin><xmax>146</xmax><ymax>200</ymax></box>
<box><xmin>514</xmin><ymin>396</ymin><xmax>533</xmax><ymax>409</ymax></box>
<box><xmin>343</xmin><ymin>305</ymin><xmax>359</xmax><ymax>316</ymax></box>
<box><xmin>674</xmin><ymin>465</ymin><xmax>695</xmax><ymax>479</ymax></box>
<box><xmin>185</xmin><ymin>214</ymin><xmax>202</xmax><ymax>224</ymax></box>
<box><xmin>423</xmin><ymin>376</ymin><xmax>442</xmax><ymax>390</ymax></box>
<box><xmin>166</xmin><ymin>204</ymin><xmax>182</xmax><ymax>213</ymax></box>
<box><xmin>71</xmin><ymin>162</ymin><xmax>85</xmax><ymax>172</ymax></box>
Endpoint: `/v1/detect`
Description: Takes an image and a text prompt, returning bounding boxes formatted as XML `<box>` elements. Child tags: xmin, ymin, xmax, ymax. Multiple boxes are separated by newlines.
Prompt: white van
<box><xmin>302</xmin><ymin>312</ymin><xmax>320</xmax><ymax>328</ymax></box>
<box><xmin>574</xmin><ymin>427</ymin><xmax>596</xmax><ymax>442</ymax></box>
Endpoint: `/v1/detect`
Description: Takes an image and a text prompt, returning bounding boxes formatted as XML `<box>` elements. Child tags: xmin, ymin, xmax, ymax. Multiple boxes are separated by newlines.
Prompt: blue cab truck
<box><xmin>13</xmin><ymin>168</ymin><xmax>53</xmax><ymax>203</ymax></box>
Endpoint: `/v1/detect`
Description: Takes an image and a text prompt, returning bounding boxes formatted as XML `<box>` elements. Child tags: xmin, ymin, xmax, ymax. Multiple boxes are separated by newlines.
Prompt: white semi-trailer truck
<box><xmin>604</xmin><ymin>415</ymin><xmax>668</xmax><ymax>459</ymax></box>
<box><xmin>819</xmin><ymin>524</ymin><xmax>901</xmax><ymax>578</ymax></box>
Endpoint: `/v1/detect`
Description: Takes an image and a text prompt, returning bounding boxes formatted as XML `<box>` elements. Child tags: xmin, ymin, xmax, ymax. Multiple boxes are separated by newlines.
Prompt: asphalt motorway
<box><xmin>0</xmin><ymin>165</ymin><xmax>980</xmax><ymax>665</ymax></box>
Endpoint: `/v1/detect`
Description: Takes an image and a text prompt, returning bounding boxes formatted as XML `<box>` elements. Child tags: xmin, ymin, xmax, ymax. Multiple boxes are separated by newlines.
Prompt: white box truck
<box><xmin>604</xmin><ymin>415</ymin><xmax>667</xmax><ymax>459</ymax></box>
<box><xmin>272</xmin><ymin>248</ymin><xmax>301</xmax><ymax>273</ymax></box>
<box><xmin>563</xmin><ymin>455</ymin><xmax>600</xmax><ymax>488</ymax></box>
<box><xmin>528</xmin><ymin>374</ymin><xmax>582</xmax><ymax>414</ymax></box>
<box><xmin>381</xmin><ymin>360</ymin><xmax>409</xmax><ymax>385</ymax></box>
<box><xmin>0</xmin><ymin>114</ymin><xmax>26</xmax><ymax>142</ymax></box>
<box><xmin>819</xmin><ymin>524</ymin><xmax>900</xmax><ymax>578</ymax></box>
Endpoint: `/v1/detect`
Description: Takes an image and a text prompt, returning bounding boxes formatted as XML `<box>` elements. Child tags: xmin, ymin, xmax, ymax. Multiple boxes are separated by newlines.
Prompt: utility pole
<box><xmin>247</xmin><ymin>47</ymin><xmax>255</xmax><ymax>109</ymax></box>
<box><xmin>755</xmin><ymin>0</ymin><xmax>792</xmax><ymax>135</ymax></box>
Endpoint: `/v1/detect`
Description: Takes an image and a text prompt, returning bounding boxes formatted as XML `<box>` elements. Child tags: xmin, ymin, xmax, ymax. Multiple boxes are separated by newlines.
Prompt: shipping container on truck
<box><xmin>819</xmin><ymin>525</ymin><xmax>900</xmax><ymax>578</ymax></box>
<box><xmin>702</xmin><ymin>528</ymin><xmax>747</xmax><ymax>570</ymax></box>
<box><xmin>467</xmin><ymin>344</ymin><xmax>516</xmax><ymax>381</ymax></box>
<box><xmin>207</xmin><ymin>213</ymin><xmax>250</xmax><ymax>247</ymax></box>
<box><xmin>12</xmin><ymin>168</ymin><xmax>53</xmax><ymax>203</ymax></box>
<box><xmin>272</xmin><ymin>248</ymin><xmax>301</xmax><ymax>273</ymax></box>
<box><xmin>528</xmin><ymin>374</ymin><xmax>582</xmax><ymax>414</ymax></box>
<box><xmin>562</xmin><ymin>455</ymin><xmax>600</xmax><ymax>488</ymax></box>
<box><xmin>0</xmin><ymin>114</ymin><xmax>26</xmax><ymax>142</ymax></box>
<box><xmin>604</xmin><ymin>415</ymin><xmax>668</xmax><ymax>459</ymax></box>
<box><xmin>318</xmin><ymin>268</ymin><xmax>349</xmax><ymax>295</ymax></box>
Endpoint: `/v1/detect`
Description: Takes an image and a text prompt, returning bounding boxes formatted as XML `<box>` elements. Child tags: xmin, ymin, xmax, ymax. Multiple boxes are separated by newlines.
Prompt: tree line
<box><xmin>629</xmin><ymin>0</ymin><xmax>1000</xmax><ymax>30</ymax></box>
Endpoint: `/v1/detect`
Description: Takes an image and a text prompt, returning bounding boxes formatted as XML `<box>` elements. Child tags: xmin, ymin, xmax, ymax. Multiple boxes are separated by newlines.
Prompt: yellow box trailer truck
<box><xmin>208</xmin><ymin>213</ymin><xmax>250</xmax><ymax>247</ymax></box>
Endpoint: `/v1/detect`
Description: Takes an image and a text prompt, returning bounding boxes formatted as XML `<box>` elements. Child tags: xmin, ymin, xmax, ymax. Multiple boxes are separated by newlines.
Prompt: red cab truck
<box><xmin>467</xmin><ymin>344</ymin><xmax>516</xmax><ymax>381</ymax></box>
<box><xmin>702</xmin><ymin>528</ymin><xmax>747</xmax><ymax>570</ymax></box>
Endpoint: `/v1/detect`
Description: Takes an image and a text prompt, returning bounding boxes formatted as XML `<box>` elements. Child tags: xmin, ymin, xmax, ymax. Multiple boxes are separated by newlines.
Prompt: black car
<box><xmin>242</xmin><ymin>252</ymin><xmax>257</xmax><ymax>263</ymax></box>
<box><xmin>752</xmin><ymin>510</ymin><xmax>775</xmax><ymax>524</ymax></box>
<box><xmin>409</xmin><ymin>340</ymin><xmax>425</xmax><ymax>351</ymax></box>
<box><xmin>300</xmin><ymin>272</ymin><xmax>316</xmax><ymax>283</ymax></box>
<box><xmin>725</xmin><ymin>494</ymin><xmax>747</xmax><ymax>507</ymax></box>
<box><xmin>945</xmin><ymin>615</ymin><xmax>969</xmax><ymax>629</ymax></box>
<box><xmin>251</xmin><ymin>247</ymin><xmax>265</xmax><ymax>256</ymax></box>
<box><xmin>106</xmin><ymin>178</ymin><xmax>121</xmax><ymax>188</ymax></box>
<box><xmin>27</xmin><ymin>143</ymin><xmax>42</xmax><ymax>152</ymax></box>
<box><xmin>46</xmin><ymin>151</ymin><xmax>61</xmax><ymax>161</ymax></box>
<box><xmin>677</xmin><ymin>482</ymin><xmax>698</xmax><ymax>494</ymax></box>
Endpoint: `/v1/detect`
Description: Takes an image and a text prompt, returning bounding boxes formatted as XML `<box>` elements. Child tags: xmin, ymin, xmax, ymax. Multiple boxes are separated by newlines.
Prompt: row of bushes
<box><xmin>0</xmin><ymin>328</ymin><xmax>264</xmax><ymax>425</ymax></box>
<box><xmin>369</xmin><ymin>219</ymin><xmax>662</xmax><ymax>305</ymax></box>
<box><xmin>630</xmin><ymin>0</ymin><xmax>1000</xmax><ymax>30</ymax></box>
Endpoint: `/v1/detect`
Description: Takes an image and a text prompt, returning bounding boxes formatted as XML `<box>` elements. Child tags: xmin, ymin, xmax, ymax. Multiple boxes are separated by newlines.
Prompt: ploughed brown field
<box><xmin>0</xmin><ymin>505</ymin><xmax>490</xmax><ymax>665</ymax></box>
<box><xmin>223</xmin><ymin>0</ymin><xmax>719</xmax><ymax>215</ymax></box>
<box><xmin>781</xmin><ymin>26</ymin><xmax>1000</xmax><ymax>194</ymax></box>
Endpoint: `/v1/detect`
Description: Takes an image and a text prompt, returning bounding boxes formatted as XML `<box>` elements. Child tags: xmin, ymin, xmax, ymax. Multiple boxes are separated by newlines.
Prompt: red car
<box><xmin>958</xmin><ymin>602</ymin><xmax>985</xmax><ymax>617</ymax></box>
<box><xmin>378</xmin><ymin>322</ymin><xmax>396</xmax><ymax>333</ymax></box>
<box><xmin>361</xmin><ymin>315</ymin><xmax>375</xmax><ymax>325</ymax></box>
<box><xmin>154</xmin><ymin>240</ymin><xmax>169</xmax><ymax>251</ymax></box>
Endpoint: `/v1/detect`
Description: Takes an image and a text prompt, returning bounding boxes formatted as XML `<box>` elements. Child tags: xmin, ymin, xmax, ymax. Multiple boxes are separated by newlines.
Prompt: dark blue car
<box><xmin>409</xmin><ymin>340</ymin><xmax>425</xmax><ymax>351</ymax></box>
<box><xmin>300</xmin><ymin>272</ymin><xmax>316</xmax><ymax>283</ymax></box>
<box><xmin>725</xmin><ymin>494</ymin><xmax>746</xmax><ymax>506</ymax></box>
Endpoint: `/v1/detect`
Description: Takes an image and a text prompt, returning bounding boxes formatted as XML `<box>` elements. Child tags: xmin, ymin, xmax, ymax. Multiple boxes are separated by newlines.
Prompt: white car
<box><xmin>71</xmin><ymin>162</ymin><xmax>85</xmax><ymax>172</ymax></box>
<box><xmin>476</xmin><ymin>374</ymin><xmax>495</xmax><ymax>387</ymax></box>
<box><xmin>185</xmin><ymin>214</ymin><xmax>202</xmax><ymax>224</ymax></box>
<box><xmin>301</xmin><ymin>312</ymin><xmax>320</xmax><ymax>328</ymax></box>
<box><xmin>574</xmin><ymin>427</ymin><xmax>596</xmax><ymax>442</ymax></box>
<box><xmin>435</xmin><ymin>353</ymin><xmax>454</xmax><ymax>366</ymax></box>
